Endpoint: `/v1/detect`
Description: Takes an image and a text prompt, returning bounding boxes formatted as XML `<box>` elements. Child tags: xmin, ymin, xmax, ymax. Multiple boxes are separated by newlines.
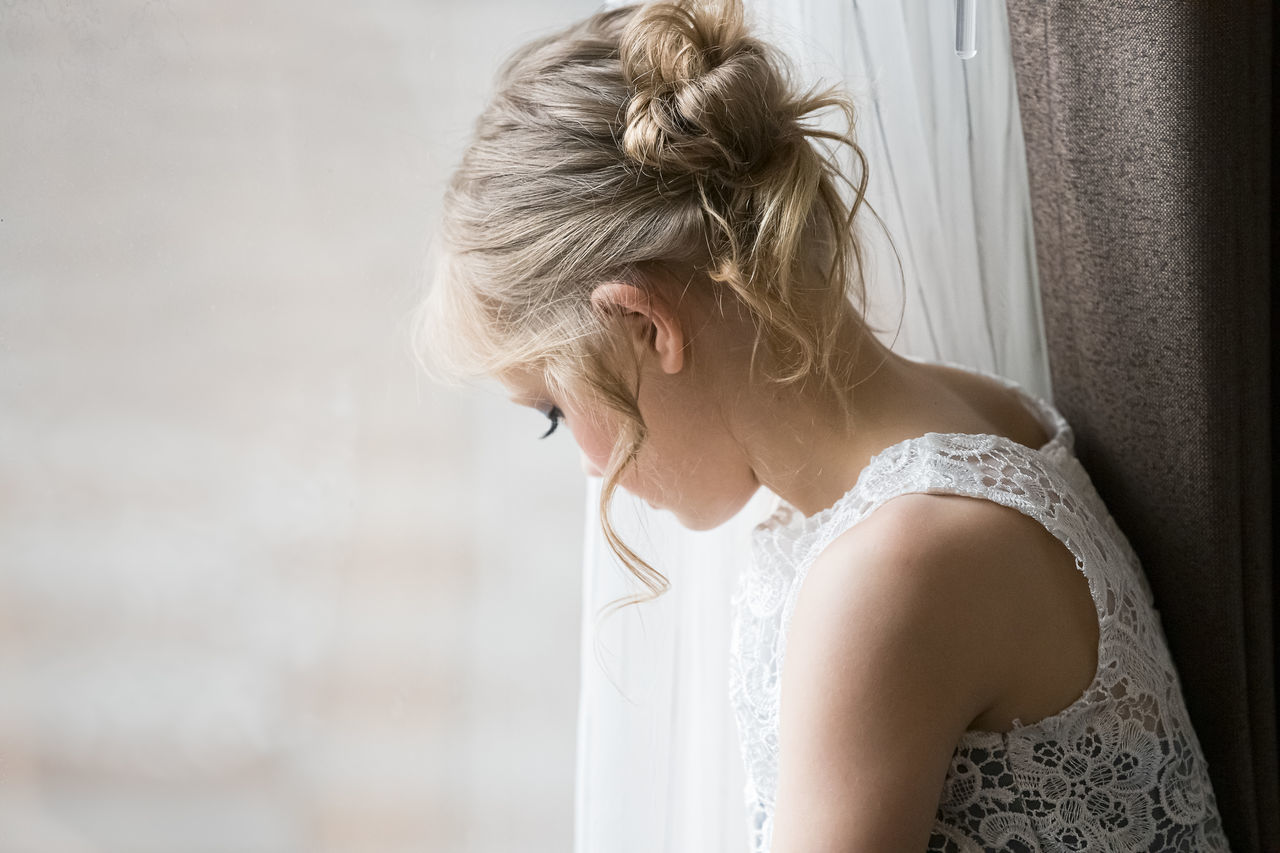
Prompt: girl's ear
<box><xmin>590</xmin><ymin>281</ymin><xmax>685</xmax><ymax>375</ymax></box>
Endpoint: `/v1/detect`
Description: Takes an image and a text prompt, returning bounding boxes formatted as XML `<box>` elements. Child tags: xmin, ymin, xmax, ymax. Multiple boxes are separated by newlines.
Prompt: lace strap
<box><xmin>774</xmin><ymin>432</ymin><xmax>1125</xmax><ymax>695</ymax></box>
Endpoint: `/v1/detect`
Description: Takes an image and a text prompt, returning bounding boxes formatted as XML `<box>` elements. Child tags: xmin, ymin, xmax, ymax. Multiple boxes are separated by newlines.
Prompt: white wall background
<box><xmin>0</xmin><ymin>1</ymin><xmax>598</xmax><ymax>851</ymax></box>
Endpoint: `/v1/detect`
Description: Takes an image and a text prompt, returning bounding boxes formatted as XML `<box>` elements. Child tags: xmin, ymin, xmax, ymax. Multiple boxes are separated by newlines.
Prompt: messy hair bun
<box><xmin>415</xmin><ymin>0</ymin><xmax>901</xmax><ymax>619</ymax></box>
<box><xmin>619</xmin><ymin>0</ymin><xmax>782</xmax><ymax>178</ymax></box>
<box><xmin>613</xmin><ymin>0</ymin><xmax>886</xmax><ymax>394</ymax></box>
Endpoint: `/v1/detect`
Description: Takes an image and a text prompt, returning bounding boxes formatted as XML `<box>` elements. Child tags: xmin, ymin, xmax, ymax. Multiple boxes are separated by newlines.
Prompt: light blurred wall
<box><xmin>0</xmin><ymin>1</ymin><xmax>597</xmax><ymax>851</ymax></box>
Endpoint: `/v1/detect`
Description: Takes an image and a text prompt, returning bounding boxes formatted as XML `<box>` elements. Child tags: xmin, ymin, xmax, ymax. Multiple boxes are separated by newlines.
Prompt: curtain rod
<box><xmin>955</xmin><ymin>0</ymin><xmax>978</xmax><ymax>59</ymax></box>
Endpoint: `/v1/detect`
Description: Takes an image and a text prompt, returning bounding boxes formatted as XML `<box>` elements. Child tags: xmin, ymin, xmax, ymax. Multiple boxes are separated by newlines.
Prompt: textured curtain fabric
<box><xmin>1003</xmin><ymin>4</ymin><xmax>1278</xmax><ymax>852</ymax></box>
<box><xmin>574</xmin><ymin>2</ymin><xmax>1048</xmax><ymax>851</ymax></box>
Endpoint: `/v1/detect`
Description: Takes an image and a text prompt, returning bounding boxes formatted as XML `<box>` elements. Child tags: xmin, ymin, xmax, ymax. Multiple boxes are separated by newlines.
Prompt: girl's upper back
<box><xmin>727</xmin><ymin>355</ymin><xmax>1231</xmax><ymax>852</ymax></box>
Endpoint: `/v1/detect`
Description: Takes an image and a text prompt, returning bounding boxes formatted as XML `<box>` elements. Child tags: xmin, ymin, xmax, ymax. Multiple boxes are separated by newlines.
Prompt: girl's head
<box><xmin>414</xmin><ymin>0</ymin><xmax>898</xmax><ymax>614</ymax></box>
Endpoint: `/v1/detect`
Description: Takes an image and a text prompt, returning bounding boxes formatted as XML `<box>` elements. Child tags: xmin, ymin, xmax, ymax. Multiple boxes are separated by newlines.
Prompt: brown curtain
<box><xmin>1004</xmin><ymin>4</ymin><xmax>1277</xmax><ymax>852</ymax></box>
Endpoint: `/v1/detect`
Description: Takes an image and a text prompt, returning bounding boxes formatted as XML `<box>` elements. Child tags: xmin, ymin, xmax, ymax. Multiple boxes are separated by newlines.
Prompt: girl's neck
<box><xmin>740</xmin><ymin>319</ymin><xmax>958</xmax><ymax>518</ymax></box>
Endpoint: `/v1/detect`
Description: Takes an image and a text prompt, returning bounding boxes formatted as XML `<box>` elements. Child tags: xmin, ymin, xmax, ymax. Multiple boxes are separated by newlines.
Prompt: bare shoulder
<box><xmin>793</xmin><ymin>489</ymin><xmax>1095</xmax><ymax>732</ymax></box>
<box><xmin>770</xmin><ymin>493</ymin><xmax>1008</xmax><ymax>850</ymax></box>
<box><xmin>789</xmin><ymin>491</ymin><xmax>1029</xmax><ymax>731</ymax></box>
<box><xmin>800</xmin><ymin>489</ymin><xmax>1095</xmax><ymax>721</ymax></box>
<box><xmin>769</xmin><ymin>490</ymin><xmax>1097</xmax><ymax>851</ymax></box>
<box><xmin>838</xmin><ymin>490</ymin><xmax>1100</xmax><ymax>732</ymax></box>
<box><xmin>819</xmin><ymin>489</ymin><xmax>1061</xmax><ymax>573</ymax></box>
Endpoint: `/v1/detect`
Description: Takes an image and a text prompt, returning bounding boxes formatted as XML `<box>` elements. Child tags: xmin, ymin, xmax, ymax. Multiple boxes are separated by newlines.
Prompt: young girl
<box><xmin>415</xmin><ymin>0</ymin><xmax>1231</xmax><ymax>850</ymax></box>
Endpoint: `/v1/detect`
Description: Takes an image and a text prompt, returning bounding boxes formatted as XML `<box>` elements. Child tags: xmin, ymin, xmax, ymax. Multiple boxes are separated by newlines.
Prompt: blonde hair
<box><xmin>413</xmin><ymin>0</ymin><xmax>903</xmax><ymax>621</ymax></box>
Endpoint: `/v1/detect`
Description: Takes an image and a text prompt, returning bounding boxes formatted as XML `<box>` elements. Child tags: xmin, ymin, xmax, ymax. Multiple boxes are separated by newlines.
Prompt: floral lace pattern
<box><xmin>726</xmin><ymin>358</ymin><xmax>1231</xmax><ymax>853</ymax></box>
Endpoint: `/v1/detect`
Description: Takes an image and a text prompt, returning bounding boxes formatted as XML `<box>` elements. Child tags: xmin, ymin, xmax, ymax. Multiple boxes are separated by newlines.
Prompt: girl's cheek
<box><xmin>563</xmin><ymin>414</ymin><xmax>609</xmax><ymax>475</ymax></box>
<box><xmin>579</xmin><ymin>450</ymin><xmax>604</xmax><ymax>478</ymax></box>
<box><xmin>578</xmin><ymin>434</ymin><xmax>613</xmax><ymax>477</ymax></box>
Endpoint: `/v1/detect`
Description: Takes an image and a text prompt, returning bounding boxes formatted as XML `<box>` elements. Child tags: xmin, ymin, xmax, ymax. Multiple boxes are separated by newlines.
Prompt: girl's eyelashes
<box><xmin>539</xmin><ymin>405</ymin><xmax>564</xmax><ymax>439</ymax></box>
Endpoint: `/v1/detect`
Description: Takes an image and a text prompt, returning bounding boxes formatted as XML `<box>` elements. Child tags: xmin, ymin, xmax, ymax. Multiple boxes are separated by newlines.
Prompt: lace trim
<box><xmin>750</xmin><ymin>354</ymin><xmax>1072</xmax><ymax>563</ymax></box>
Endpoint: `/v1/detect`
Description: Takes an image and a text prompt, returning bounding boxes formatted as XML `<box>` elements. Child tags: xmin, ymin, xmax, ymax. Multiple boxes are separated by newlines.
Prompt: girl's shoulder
<box><xmin>771</xmin><ymin>492</ymin><xmax>1015</xmax><ymax>849</ymax></box>
<box><xmin>800</xmin><ymin>488</ymin><xmax>1100</xmax><ymax>735</ymax></box>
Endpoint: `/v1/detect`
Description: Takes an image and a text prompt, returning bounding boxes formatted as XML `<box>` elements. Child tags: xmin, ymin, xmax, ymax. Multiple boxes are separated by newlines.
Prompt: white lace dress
<box><xmin>727</xmin><ymin>357</ymin><xmax>1231</xmax><ymax>852</ymax></box>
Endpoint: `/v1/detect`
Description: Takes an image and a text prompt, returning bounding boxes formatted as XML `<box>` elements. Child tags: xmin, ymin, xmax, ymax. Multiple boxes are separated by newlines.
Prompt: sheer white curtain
<box><xmin>575</xmin><ymin>2</ymin><xmax>1051</xmax><ymax>851</ymax></box>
